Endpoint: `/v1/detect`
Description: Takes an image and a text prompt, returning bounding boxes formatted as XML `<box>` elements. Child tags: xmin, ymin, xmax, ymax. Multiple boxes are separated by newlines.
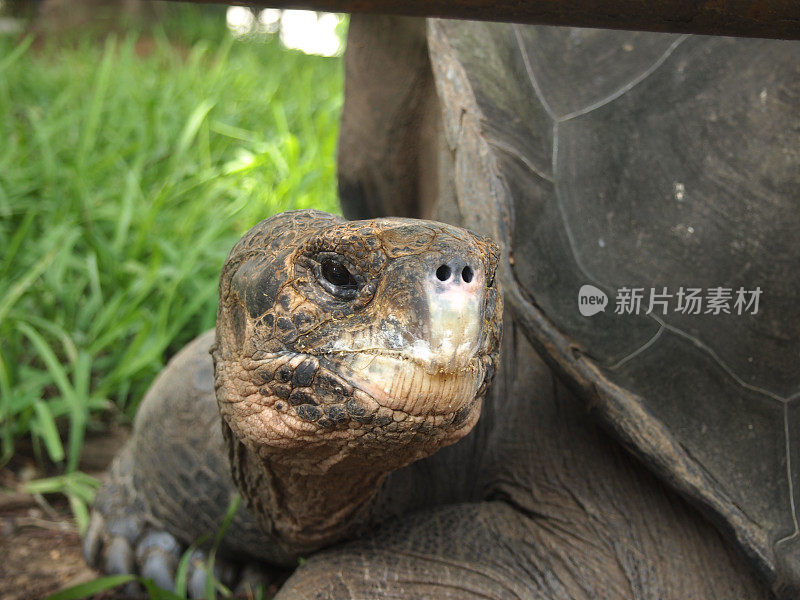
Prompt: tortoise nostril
<box><xmin>436</xmin><ymin>265</ymin><xmax>452</xmax><ymax>281</ymax></box>
<box><xmin>461</xmin><ymin>266</ymin><xmax>474</xmax><ymax>283</ymax></box>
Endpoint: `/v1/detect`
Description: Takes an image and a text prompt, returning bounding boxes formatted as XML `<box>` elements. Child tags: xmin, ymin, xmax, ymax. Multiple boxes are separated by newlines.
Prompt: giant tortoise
<box><xmin>84</xmin><ymin>16</ymin><xmax>800</xmax><ymax>600</ymax></box>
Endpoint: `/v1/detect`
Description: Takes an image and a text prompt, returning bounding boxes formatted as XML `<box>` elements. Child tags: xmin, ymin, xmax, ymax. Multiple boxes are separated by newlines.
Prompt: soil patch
<box><xmin>1</xmin><ymin>426</ymin><xmax>129</xmax><ymax>600</ymax></box>
<box><xmin>0</xmin><ymin>502</ymin><xmax>100</xmax><ymax>600</ymax></box>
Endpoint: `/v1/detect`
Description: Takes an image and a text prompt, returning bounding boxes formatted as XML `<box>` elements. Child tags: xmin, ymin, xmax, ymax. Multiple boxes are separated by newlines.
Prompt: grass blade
<box><xmin>205</xmin><ymin>493</ymin><xmax>241</xmax><ymax>598</ymax></box>
<box><xmin>43</xmin><ymin>575</ymin><xmax>137</xmax><ymax>600</ymax></box>
<box><xmin>140</xmin><ymin>577</ymin><xmax>184</xmax><ymax>600</ymax></box>
<box><xmin>32</xmin><ymin>400</ymin><xmax>65</xmax><ymax>463</ymax></box>
<box><xmin>0</xmin><ymin>209</ymin><xmax>35</xmax><ymax>279</ymax></box>
<box><xmin>0</xmin><ymin>351</ymin><xmax>12</xmax><ymax>465</ymax></box>
<box><xmin>77</xmin><ymin>35</ymin><xmax>116</xmax><ymax>169</ymax></box>
<box><xmin>66</xmin><ymin>352</ymin><xmax>92</xmax><ymax>471</ymax></box>
<box><xmin>173</xmin><ymin>544</ymin><xmax>196</xmax><ymax>598</ymax></box>
<box><xmin>0</xmin><ymin>34</ymin><xmax>33</xmax><ymax>74</ymax></box>
<box><xmin>67</xmin><ymin>492</ymin><xmax>90</xmax><ymax>535</ymax></box>
<box><xmin>176</xmin><ymin>99</ymin><xmax>216</xmax><ymax>157</ymax></box>
<box><xmin>0</xmin><ymin>240</ymin><xmax>65</xmax><ymax>325</ymax></box>
<box><xmin>16</xmin><ymin>322</ymin><xmax>76</xmax><ymax>406</ymax></box>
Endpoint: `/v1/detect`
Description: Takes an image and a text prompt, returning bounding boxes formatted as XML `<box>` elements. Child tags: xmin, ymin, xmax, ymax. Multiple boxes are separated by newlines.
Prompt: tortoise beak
<box><xmin>421</xmin><ymin>256</ymin><xmax>485</xmax><ymax>373</ymax></box>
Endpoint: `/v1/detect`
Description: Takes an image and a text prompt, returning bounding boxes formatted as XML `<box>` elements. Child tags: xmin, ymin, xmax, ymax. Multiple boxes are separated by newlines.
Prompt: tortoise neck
<box><xmin>265</xmin><ymin>459</ymin><xmax>385</xmax><ymax>549</ymax></box>
<box><xmin>223</xmin><ymin>422</ymin><xmax>385</xmax><ymax>555</ymax></box>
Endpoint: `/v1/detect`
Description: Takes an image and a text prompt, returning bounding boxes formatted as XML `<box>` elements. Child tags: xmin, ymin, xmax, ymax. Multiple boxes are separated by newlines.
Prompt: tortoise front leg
<box><xmin>275</xmin><ymin>497</ymin><xmax>772</xmax><ymax>600</ymax></box>
<box><xmin>275</xmin><ymin>502</ymin><xmax>542</xmax><ymax>599</ymax></box>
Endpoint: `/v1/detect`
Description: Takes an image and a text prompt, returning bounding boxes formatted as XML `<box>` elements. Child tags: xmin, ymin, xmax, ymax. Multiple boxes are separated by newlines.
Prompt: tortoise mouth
<box><xmin>320</xmin><ymin>351</ymin><xmax>484</xmax><ymax>418</ymax></box>
<box><xmin>242</xmin><ymin>349</ymin><xmax>484</xmax><ymax>423</ymax></box>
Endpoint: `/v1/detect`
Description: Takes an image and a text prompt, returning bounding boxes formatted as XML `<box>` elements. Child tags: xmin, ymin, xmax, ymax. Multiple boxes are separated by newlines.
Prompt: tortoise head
<box><xmin>212</xmin><ymin>209</ymin><xmax>501</xmax><ymax>474</ymax></box>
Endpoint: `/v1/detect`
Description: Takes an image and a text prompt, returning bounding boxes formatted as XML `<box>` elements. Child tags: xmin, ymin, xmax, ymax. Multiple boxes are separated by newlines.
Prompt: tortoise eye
<box><xmin>319</xmin><ymin>259</ymin><xmax>359</xmax><ymax>299</ymax></box>
<box><xmin>322</xmin><ymin>260</ymin><xmax>356</xmax><ymax>288</ymax></box>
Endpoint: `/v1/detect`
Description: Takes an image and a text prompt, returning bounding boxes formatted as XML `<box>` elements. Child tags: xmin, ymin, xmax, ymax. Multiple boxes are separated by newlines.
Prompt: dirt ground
<box><xmin>0</xmin><ymin>500</ymin><xmax>101</xmax><ymax>599</ymax></box>
<box><xmin>0</xmin><ymin>427</ymin><xmax>285</xmax><ymax>600</ymax></box>
<box><xmin>0</xmin><ymin>427</ymin><xmax>129</xmax><ymax>600</ymax></box>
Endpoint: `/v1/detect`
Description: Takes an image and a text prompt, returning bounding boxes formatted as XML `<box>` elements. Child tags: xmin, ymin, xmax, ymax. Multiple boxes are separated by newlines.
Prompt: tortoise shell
<box><xmin>425</xmin><ymin>21</ymin><xmax>800</xmax><ymax>593</ymax></box>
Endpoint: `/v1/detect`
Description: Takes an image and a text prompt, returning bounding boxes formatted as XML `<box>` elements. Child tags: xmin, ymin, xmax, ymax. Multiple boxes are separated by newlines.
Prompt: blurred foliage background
<box><xmin>0</xmin><ymin>0</ymin><xmax>345</xmax><ymax>529</ymax></box>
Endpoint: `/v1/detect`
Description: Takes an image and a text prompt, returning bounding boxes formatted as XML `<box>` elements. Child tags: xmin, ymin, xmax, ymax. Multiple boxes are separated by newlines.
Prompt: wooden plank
<box><xmin>178</xmin><ymin>0</ymin><xmax>800</xmax><ymax>40</ymax></box>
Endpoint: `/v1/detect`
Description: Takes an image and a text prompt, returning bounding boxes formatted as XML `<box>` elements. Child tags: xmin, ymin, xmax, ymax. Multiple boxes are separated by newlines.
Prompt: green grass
<box><xmin>0</xmin><ymin>4</ymin><xmax>344</xmax><ymax>529</ymax></box>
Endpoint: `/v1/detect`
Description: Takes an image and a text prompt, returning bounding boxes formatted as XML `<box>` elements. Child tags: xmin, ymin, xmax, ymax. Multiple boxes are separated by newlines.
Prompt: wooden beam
<box><xmin>180</xmin><ymin>0</ymin><xmax>800</xmax><ymax>40</ymax></box>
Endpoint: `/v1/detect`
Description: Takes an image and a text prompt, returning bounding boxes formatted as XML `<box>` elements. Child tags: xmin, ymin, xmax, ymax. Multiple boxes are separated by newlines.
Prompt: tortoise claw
<box><xmin>85</xmin><ymin>499</ymin><xmax>250</xmax><ymax>597</ymax></box>
<box><xmin>103</xmin><ymin>534</ymin><xmax>137</xmax><ymax>597</ymax></box>
<box><xmin>136</xmin><ymin>529</ymin><xmax>181</xmax><ymax>592</ymax></box>
<box><xmin>187</xmin><ymin>551</ymin><xmax>211</xmax><ymax>600</ymax></box>
<box><xmin>82</xmin><ymin>511</ymin><xmax>105</xmax><ymax>568</ymax></box>
<box><xmin>185</xmin><ymin>549</ymin><xmax>237</xmax><ymax>599</ymax></box>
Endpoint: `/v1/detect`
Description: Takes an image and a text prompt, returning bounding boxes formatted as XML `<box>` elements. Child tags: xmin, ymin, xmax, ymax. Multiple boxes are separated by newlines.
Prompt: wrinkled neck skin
<box><xmin>267</xmin><ymin>456</ymin><xmax>385</xmax><ymax>545</ymax></box>
<box><xmin>222</xmin><ymin>421</ymin><xmax>391</xmax><ymax>559</ymax></box>
<box><xmin>219</xmin><ymin>403</ymin><xmax>484</xmax><ymax>563</ymax></box>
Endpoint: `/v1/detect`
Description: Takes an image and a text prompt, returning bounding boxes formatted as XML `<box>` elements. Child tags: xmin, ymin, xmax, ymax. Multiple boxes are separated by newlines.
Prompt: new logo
<box><xmin>578</xmin><ymin>284</ymin><xmax>608</xmax><ymax>317</ymax></box>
